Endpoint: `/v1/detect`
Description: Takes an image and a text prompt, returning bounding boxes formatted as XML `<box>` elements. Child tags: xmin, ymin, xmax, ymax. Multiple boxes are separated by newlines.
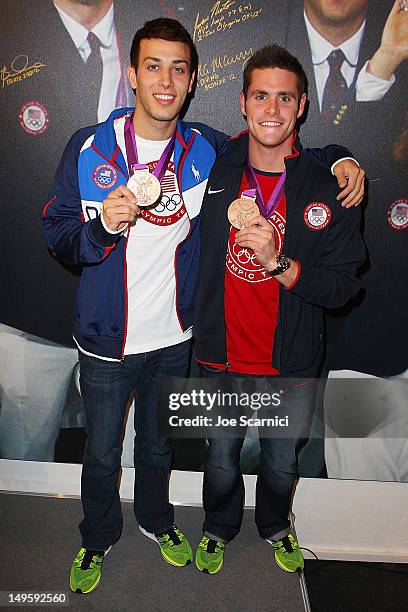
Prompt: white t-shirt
<box><xmin>114</xmin><ymin>116</ymin><xmax>192</xmax><ymax>354</ymax></box>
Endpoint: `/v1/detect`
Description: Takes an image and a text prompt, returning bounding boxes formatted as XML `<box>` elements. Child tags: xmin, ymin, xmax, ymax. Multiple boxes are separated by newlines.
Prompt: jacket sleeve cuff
<box><xmin>331</xmin><ymin>157</ymin><xmax>359</xmax><ymax>175</ymax></box>
<box><xmin>285</xmin><ymin>260</ymin><xmax>301</xmax><ymax>290</ymax></box>
<box><xmin>100</xmin><ymin>211</ymin><xmax>128</xmax><ymax>235</ymax></box>
<box><xmin>319</xmin><ymin>144</ymin><xmax>353</xmax><ymax>168</ymax></box>
<box><xmin>88</xmin><ymin>215</ymin><xmax>125</xmax><ymax>247</ymax></box>
<box><xmin>287</xmin><ymin>263</ymin><xmax>324</xmax><ymax>305</ymax></box>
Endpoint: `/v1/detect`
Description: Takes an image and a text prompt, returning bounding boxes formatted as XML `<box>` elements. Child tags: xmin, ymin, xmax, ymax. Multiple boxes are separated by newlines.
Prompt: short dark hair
<box><xmin>243</xmin><ymin>44</ymin><xmax>307</xmax><ymax>99</ymax></box>
<box><xmin>130</xmin><ymin>18</ymin><xmax>198</xmax><ymax>76</ymax></box>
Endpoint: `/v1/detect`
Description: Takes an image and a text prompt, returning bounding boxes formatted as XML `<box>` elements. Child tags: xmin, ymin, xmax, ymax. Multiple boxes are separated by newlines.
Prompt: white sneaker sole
<box><xmin>138</xmin><ymin>525</ymin><xmax>158</xmax><ymax>543</ymax></box>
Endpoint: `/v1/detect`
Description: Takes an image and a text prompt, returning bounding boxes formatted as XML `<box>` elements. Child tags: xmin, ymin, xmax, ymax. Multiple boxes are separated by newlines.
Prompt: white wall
<box><xmin>1</xmin><ymin>459</ymin><xmax>407</xmax><ymax>563</ymax></box>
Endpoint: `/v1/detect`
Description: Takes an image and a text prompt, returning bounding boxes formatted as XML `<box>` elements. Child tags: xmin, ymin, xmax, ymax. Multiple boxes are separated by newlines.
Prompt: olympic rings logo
<box><xmin>26</xmin><ymin>118</ymin><xmax>42</xmax><ymax>128</ymax></box>
<box><xmin>154</xmin><ymin>193</ymin><xmax>182</xmax><ymax>213</ymax></box>
<box><xmin>393</xmin><ymin>211</ymin><xmax>408</xmax><ymax>223</ymax></box>
<box><xmin>231</xmin><ymin>243</ymin><xmax>261</xmax><ymax>267</ymax></box>
<box><xmin>310</xmin><ymin>215</ymin><xmax>325</xmax><ymax>226</ymax></box>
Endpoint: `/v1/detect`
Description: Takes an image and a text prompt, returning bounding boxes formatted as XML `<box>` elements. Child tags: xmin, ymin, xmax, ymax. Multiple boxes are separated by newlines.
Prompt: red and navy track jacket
<box><xmin>194</xmin><ymin>131</ymin><xmax>366</xmax><ymax>376</ymax></box>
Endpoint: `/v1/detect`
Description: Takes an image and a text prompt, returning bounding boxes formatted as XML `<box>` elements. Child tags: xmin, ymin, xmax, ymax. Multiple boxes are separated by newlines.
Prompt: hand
<box><xmin>333</xmin><ymin>159</ymin><xmax>366</xmax><ymax>208</ymax></box>
<box><xmin>367</xmin><ymin>0</ymin><xmax>408</xmax><ymax>81</ymax></box>
<box><xmin>235</xmin><ymin>215</ymin><xmax>278</xmax><ymax>270</ymax></box>
<box><xmin>101</xmin><ymin>185</ymin><xmax>140</xmax><ymax>232</ymax></box>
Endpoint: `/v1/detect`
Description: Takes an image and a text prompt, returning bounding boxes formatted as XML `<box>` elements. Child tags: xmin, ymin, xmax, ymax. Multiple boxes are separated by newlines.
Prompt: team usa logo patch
<box><xmin>303</xmin><ymin>202</ymin><xmax>332</xmax><ymax>230</ymax></box>
<box><xmin>140</xmin><ymin>160</ymin><xmax>186</xmax><ymax>226</ymax></box>
<box><xmin>19</xmin><ymin>101</ymin><xmax>49</xmax><ymax>136</ymax></box>
<box><xmin>93</xmin><ymin>164</ymin><xmax>118</xmax><ymax>189</ymax></box>
<box><xmin>226</xmin><ymin>212</ymin><xmax>286</xmax><ymax>283</ymax></box>
<box><xmin>387</xmin><ymin>199</ymin><xmax>408</xmax><ymax>231</ymax></box>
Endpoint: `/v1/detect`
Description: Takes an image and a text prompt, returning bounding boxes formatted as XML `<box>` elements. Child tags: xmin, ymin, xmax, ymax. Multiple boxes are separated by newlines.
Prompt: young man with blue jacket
<box><xmin>41</xmin><ymin>18</ymin><xmax>364</xmax><ymax>594</ymax></box>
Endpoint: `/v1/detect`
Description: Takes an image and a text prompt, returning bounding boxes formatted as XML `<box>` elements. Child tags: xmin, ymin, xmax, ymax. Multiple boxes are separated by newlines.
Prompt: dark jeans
<box><xmin>78</xmin><ymin>340</ymin><xmax>191</xmax><ymax>550</ymax></box>
<box><xmin>200</xmin><ymin>366</ymin><xmax>316</xmax><ymax>543</ymax></box>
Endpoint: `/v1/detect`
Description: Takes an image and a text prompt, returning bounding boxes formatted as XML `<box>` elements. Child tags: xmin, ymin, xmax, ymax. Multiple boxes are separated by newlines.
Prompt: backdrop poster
<box><xmin>0</xmin><ymin>1</ymin><xmax>407</xmax><ymax>482</ymax></box>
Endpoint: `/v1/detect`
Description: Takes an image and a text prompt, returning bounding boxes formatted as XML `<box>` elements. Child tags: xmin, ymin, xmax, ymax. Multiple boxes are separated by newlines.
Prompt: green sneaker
<box><xmin>269</xmin><ymin>533</ymin><xmax>304</xmax><ymax>573</ymax></box>
<box><xmin>140</xmin><ymin>525</ymin><xmax>193</xmax><ymax>567</ymax></box>
<box><xmin>69</xmin><ymin>548</ymin><xmax>105</xmax><ymax>594</ymax></box>
<box><xmin>195</xmin><ymin>536</ymin><xmax>225</xmax><ymax>575</ymax></box>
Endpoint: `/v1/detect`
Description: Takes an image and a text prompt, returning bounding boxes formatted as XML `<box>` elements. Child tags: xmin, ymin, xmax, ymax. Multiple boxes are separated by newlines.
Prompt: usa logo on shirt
<box><xmin>93</xmin><ymin>164</ymin><xmax>118</xmax><ymax>189</ymax></box>
<box><xmin>303</xmin><ymin>202</ymin><xmax>332</xmax><ymax>231</ymax></box>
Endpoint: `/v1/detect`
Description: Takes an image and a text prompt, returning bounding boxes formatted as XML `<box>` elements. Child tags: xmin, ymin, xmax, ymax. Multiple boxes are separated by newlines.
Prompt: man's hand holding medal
<box><xmin>235</xmin><ymin>214</ymin><xmax>278</xmax><ymax>269</ymax></box>
<box><xmin>230</xmin><ymin>166</ymin><xmax>299</xmax><ymax>286</ymax></box>
<box><xmin>101</xmin><ymin>185</ymin><xmax>141</xmax><ymax>232</ymax></box>
<box><xmin>103</xmin><ymin>112</ymin><xmax>175</xmax><ymax>234</ymax></box>
<box><xmin>235</xmin><ymin>215</ymin><xmax>299</xmax><ymax>287</ymax></box>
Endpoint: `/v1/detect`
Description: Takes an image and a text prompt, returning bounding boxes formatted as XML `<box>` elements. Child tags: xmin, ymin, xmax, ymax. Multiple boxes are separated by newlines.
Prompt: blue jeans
<box><xmin>200</xmin><ymin>367</ymin><xmax>316</xmax><ymax>542</ymax></box>
<box><xmin>78</xmin><ymin>340</ymin><xmax>191</xmax><ymax>550</ymax></box>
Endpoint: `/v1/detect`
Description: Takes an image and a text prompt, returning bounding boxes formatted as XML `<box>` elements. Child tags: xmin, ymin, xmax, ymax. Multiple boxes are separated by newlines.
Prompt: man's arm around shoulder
<box><xmin>305</xmin><ymin>144</ymin><xmax>365</xmax><ymax>207</ymax></box>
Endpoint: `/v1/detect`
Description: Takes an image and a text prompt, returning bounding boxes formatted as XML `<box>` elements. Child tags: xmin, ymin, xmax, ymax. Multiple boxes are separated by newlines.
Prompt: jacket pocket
<box><xmin>280</xmin><ymin>299</ymin><xmax>323</xmax><ymax>373</ymax></box>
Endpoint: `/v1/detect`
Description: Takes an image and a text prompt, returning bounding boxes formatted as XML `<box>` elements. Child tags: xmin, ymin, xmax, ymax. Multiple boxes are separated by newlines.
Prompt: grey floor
<box><xmin>0</xmin><ymin>493</ymin><xmax>305</xmax><ymax>611</ymax></box>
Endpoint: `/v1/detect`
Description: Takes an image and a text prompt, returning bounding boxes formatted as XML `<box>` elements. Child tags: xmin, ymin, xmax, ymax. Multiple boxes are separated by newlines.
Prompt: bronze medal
<box><xmin>227</xmin><ymin>196</ymin><xmax>260</xmax><ymax>230</ymax></box>
<box><xmin>127</xmin><ymin>168</ymin><xmax>161</xmax><ymax>207</ymax></box>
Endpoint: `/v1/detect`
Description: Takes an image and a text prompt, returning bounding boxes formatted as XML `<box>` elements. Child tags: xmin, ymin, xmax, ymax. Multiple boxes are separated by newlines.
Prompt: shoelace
<box><xmin>274</xmin><ymin>536</ymin><xmax>295</xmax><ymax>554</ymax></box>
<box><xmin>157</xmin><ymin>527</ymin><xmax>181</xmax><ymax>547</ymax></box>
<box><xmin>80</xmin><ymin>549</ymin><xmax>104</xmax><ymax>569</ymax></box>
<box><xmin>208</xmin><ymin>540</ymin><xmax>223</xmax><ymax>553</ymax></box>
<box><xmin>201</xmin><ymin>538</ymin><xmax>224</xmax><ymax>554</ymax></box>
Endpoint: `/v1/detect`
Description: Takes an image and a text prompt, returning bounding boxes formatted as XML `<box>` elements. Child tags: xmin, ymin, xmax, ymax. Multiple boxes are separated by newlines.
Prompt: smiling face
<box><xmin>127</xmin><ymin>38</ymin><xmax>195</xmax><ymax>136</ymax></box>
<box><xmin>240</xmin><ymin>67</ymin><xmax>306</xmax><ymax>154</ymax></box>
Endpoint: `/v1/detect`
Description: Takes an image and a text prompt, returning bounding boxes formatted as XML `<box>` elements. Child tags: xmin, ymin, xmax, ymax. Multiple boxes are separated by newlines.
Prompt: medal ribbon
<box><xmin>240</xmin><ymin>188</ymin><xmax>257</xmax><ymax>200</ymax></box>
<box><xmin>124</xmin><ymin>113</ymin><xmax>175</xmax><ymax>182</ymax></box>
<box><xmin>244</xmin><ymin>160</ymin><xmax>286</xmax><ymax>219</ymax></box>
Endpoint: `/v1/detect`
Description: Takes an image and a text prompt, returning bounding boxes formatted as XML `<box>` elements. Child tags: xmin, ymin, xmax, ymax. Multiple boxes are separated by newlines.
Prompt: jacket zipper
<box><xmin>174</xmin><ymin>131</ymin><xmax>197</xmax><ymax>332</ymax></box>
<box><xmin>120</xmin><ymin>228</ymin><xmax>130</xmax><ymax>362</ymax></box>
<box><xmin>275</xmin><ymin>177</ymin><xmax>292</xmax><ymax>371</ymax></box>
<box><xmin>90</xmin><ymin>140</ymin><xmax>129</xmax><ymax>362</ymax></box>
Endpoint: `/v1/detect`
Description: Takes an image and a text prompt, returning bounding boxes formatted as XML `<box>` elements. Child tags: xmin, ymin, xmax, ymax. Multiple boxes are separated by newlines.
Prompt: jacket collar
<box><xmin>227</xmin><ymin>130</ymin><xmax>303</xmax><ymax>170</ymax></box>
<box><xmin>92</xmin><ymin>107</ymin><xmax>195</xmax><ymax>171</ymax></box>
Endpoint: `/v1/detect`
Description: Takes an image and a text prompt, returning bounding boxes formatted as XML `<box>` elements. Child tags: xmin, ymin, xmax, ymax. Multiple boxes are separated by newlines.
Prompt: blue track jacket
<box><xmin>41</xmin><ymin>108</ymin><xmax>225</xmax><ymax>360</ymax></box>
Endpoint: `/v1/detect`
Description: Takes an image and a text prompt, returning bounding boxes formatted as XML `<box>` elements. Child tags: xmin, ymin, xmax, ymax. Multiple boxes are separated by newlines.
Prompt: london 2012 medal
<box><xmin>127</xmin><ymin>168</ymin><xmax>161</xmax><ymax>207</ymax></box>
<box><xmin>227</xmin><ymin>196</ymin><xmax>260</xmax><ymax>230</ymax></box>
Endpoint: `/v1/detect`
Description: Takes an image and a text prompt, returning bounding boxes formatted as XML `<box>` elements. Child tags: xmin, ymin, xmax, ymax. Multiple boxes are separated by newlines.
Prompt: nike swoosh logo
<box><xmin>208</xmin><ymin>187</ymin><xmax>225</xmax><ymax>194</ymax></box>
